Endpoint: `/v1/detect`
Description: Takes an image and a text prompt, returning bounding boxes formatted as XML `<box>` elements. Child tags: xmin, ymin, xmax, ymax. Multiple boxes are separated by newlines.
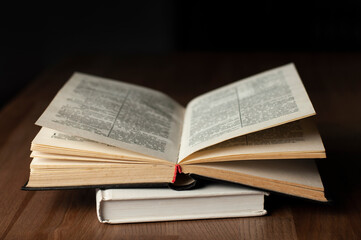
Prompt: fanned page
<box><xmin>179</xmin><ymin>63</ymin><xmax>316</xmax><ymax>161</ymax></box>
<box><xmin>181</xmin><ymin>119</ymin><xmax>325</xmax><ymax>164</ymax></box>
<box><xmin>31</xmin><ymin>127</ymin><xmax>166</xmax><ymax>163</ymax></box>
<box><xmin>36</xmin><ymin>73</ymin><xmax>185</xmax><ymax>163</ymax></box>
<box><xmin>181</xmin><ymin>159</ymin><xmax>326</xmax><ymax>201</ymax></box>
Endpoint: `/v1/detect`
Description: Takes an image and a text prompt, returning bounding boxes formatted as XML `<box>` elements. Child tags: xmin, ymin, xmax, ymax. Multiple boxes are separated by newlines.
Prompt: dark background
<box><xmin>1</xmin><ymin>1</ymin><xmax>361</xmax><ymax>109</ymax></box>
<box><xmin>1</xmin><ymin>3</ymin><xmax>361</xmax><ymax>237</ymax></box>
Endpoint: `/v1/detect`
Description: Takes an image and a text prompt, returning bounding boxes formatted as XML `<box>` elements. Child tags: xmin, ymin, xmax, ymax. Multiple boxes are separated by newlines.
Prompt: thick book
<box><xmin>96</xmin><ymin>183</ymin><xmax>268</xmax><ymax>224</ymax></box>
<box><xmin>24</xmin><ymin>63</ymin><xmax>327</xmax><ymax>201</ymax></box>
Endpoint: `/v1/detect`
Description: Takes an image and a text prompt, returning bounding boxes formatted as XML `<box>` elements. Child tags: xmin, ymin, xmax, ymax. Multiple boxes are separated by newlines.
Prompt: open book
<box><xmin>24</xmin><ymin>63</ymin><xmax>327</xmax><ymax>201</ymax></box>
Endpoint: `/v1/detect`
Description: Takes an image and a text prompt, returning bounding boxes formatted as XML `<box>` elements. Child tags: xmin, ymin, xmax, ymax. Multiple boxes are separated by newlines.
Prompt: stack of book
<box><xmin>23</xmin><ymin>63</ymin><xmax>326</xmax><ymax>223</ymax></box>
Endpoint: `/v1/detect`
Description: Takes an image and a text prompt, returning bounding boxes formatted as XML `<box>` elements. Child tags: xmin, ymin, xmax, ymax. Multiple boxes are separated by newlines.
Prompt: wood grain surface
<box><xmin>0</xmin><ymin>53</ymin><xmax>360</xmax><ymax>240</ymax></box>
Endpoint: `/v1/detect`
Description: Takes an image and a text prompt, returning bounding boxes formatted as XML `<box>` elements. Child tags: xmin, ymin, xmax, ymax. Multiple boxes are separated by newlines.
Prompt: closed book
<box><xmin>96</xmin><ymin>183</ymin><xmax>268</xmax><ymax>224</ymax></box>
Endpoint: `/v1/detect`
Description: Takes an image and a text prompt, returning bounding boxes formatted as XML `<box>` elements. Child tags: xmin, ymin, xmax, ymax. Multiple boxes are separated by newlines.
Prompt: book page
<box><xmin>179</xmin><ymin>63</ymin><xmax>315</xmax><ymax>161</ymax></box>
<box><xmin>31</xmin><ymin>151</ymin><xmax>151</xmax><ymax>164</ymax></box>
<box><xmin>182</xmin><ymin>159</ymin><xmax>324</xmax><ymax>190</ymax></box>
<box><xmin>36</xmin><ymin>73</ymin><xmax>184</xmax><ymax>162</ymax></box>
<box><xmin>180</xmin><ymin>119</ymin><xmax>325</xmax><ymax>164</ymax></box>
<box><xmin>181</xmin><ymin>159</ymin><xmax>326</xmax><ymax>201</ymax></box>
<box><xmin>31</xmin><ymin>127</ymin><xmax>165</xmax><ymax>163</ymax></box>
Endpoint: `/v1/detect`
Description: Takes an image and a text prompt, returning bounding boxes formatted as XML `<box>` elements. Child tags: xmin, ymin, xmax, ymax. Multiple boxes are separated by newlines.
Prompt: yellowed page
<box><xmin>30</xmin><ymin>157</ymin><xmax>172</xmax><ymax>168</ymax></box>
<box><xmin>179</xmin><ymin>63</ymin><xmax>315</xmax><ymax>161</ymax></box>
<box><xmin>181</xmin><ymin>159</ymin><xmax>326</xmax><ymax>201</ymax></box>
<box><xmin>32</xmin><ymin>127</ymin><xmax>165</xmax><ymax>163</ymax></box>
<box><xmin>180</xmin><ymin>119</ymin><xmax>325</xmax><ymax>164</ymax></box>
<box><xmin>183</xmin><ymin>159</ymin><xmax>324</xmax><ymax>190</ymax></box>
<box><xmin>36</xmin><ymin>73</ymin><xmax>184</xmax><ymax>163</ymax></box>
<box><xmin>28</xmin><ymin>158</ymin><xmax>174</xmax><ymax>187</ymax></box>
<box><xmin>30</xmin><ymin>151</ymin><xmax>150</xmax><ymax>164</ymax></box>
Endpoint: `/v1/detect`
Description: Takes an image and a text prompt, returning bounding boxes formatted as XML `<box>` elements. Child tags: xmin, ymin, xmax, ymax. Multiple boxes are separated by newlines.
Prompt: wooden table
<box><xmin>1</xmin><ymin>53</ymin><xmax>360</xmax><ymax>239</ymax></box>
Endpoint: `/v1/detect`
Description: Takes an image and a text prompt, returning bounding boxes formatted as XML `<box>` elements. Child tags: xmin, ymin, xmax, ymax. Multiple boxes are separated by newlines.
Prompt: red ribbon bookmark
<box><xmin>172</xmin><ymin>164</ymin><xmax>182</xmax><ymax>183</ymax></box>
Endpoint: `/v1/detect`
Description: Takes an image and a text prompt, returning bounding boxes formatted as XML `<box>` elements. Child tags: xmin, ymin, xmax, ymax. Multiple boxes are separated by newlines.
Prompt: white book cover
<box><xmin>96</xmin><ymin>183</ymin><xmax>268</xmax><ymax>224</ymax></box>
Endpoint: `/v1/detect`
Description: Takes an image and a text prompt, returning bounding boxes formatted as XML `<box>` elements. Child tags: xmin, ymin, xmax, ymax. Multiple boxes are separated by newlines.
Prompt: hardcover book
<box><xmin>24</xmin><ymin>63</ymin><xmax>327</xmax><ymax>201</ymax></box>
<box><xmin>96</xmin><ymin>183</ymin><xmax>268</xmax><ymax>224</ymax></box>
